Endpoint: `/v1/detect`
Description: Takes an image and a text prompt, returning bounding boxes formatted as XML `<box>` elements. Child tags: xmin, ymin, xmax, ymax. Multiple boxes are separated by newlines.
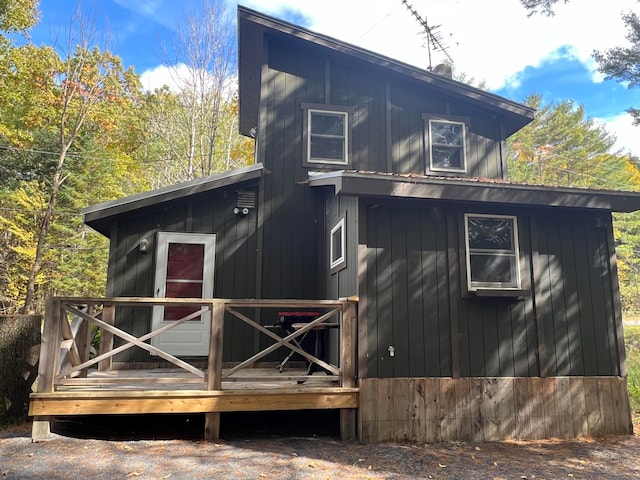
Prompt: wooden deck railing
<box><xmin>34</xmin><ymin>297</ymin><xmax>357</xmax><ymax>395</ymax></box>
<box><xmin>31</xmin><ymin>297</ymin><xmax>358</xmax><ymax>441</ymax></box>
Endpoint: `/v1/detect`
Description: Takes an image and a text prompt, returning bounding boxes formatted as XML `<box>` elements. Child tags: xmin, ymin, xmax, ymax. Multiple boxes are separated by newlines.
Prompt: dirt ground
<box><xmin>1</xmin><ymin>412</ymin><xmax>639</xmax><ymax>480</ymax></box>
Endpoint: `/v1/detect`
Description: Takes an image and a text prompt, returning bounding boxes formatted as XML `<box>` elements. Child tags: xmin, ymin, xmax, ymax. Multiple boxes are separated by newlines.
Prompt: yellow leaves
<box><xmin>0</xmin><ymin>0</ymin><xmax>39</xmax><ymax>33</ymax></box>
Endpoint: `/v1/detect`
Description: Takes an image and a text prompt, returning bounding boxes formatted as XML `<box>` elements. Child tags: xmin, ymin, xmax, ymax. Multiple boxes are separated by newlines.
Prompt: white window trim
<box><xmin>426</xmin><ymin>117</ymin><xmax>468</xmax><ymax>174</ymax></box>
<box><xmin>307</xmin><ymin>108</ymin><xmax>349</xmax><ymax>166</ymax></box>
<box><xmin>330</xmin><ymin>218</ymin><xmax>346</xmax><ymax>270</ymax></box>
<box><xmin>464</xmin><ymin>213</ymin><xmax>521</xmax><ymax>291</ymax></box>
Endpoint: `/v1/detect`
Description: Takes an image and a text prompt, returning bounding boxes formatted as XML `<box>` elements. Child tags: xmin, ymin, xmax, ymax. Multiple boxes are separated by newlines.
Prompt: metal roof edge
<box><xmin>83</xmin><ymin>163</ymin><xmax>265</xmax><ymax>222</ymax></box>
<box><xmin>238</xmin><ymin>6</ymin><xmax>535</xmax><ymax>133</ymax></box>
<box><xmin>308</xmin><ymin>170</ymin><xmax>640</xmax><ymax>213</ymax></box>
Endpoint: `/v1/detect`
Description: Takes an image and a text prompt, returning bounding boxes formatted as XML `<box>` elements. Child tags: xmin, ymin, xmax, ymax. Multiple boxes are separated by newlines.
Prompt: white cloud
<box><xmin>242</xmin><ymin>0</ymin><xmax>637</xmax><ymax>90</ymax></box>
<box><xmin>599</xmin><ymin>113</ymin><xmax>640</xmax><ymax>158</ymax></box>
<box><xmin>140</xmin><ymin>64</ymin><xmax>189</xmax><ymax>92</ymax></box>
<box><xmin>238</xmin><ymin>0</ymin><xmax>640</xmax><ymax>158</ymax></box>
<box><xmin>140</xmin><ymin>63</ymin><xmax>239</xmax><ymax>100</ymax></box>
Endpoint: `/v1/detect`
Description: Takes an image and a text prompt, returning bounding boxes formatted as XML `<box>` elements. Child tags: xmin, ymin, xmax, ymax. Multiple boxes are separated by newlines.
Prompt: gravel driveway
<box><xmin>1</xmin><ymin>416</ymin><xmax>639</xmax><ymax>479</ymax></box>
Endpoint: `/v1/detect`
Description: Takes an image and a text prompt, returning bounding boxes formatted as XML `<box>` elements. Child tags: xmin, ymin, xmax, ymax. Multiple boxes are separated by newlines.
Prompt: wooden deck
<box><xmin>29</xmin><ymin>298</ymin><xmax>358</xmax><ymax>441</ymax></box>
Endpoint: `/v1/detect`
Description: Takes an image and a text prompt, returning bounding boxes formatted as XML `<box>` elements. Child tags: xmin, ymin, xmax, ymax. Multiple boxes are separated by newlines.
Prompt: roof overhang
<box><xmin>83</xmin><ymin>163</ymin><xmax>265</xmax><ymax>236</ymax></box>
<box><xmin>307</xmin><ymin>171</ymin><xmax>640</xmax><ymax>213</ymax></box>
<box><xmin>238</xmin><ymin>6</ymin><xmax>535</xmax><ymax>139</ymax></box>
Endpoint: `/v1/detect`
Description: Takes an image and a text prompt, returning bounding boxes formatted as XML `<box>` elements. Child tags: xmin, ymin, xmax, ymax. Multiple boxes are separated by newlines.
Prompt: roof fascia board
<box><xmin>238</xmin><ymin>6</ymin><xmax>535</xmax><ymax>131</ymax></box>
<box><xmin>308</xmin><ymin>172</ymin><xmax>640</xmax><ymax>213</ymax></box>
<box><xmin>83</xmin><ymin>163</ymin><xmax>265</xmax><ymax>224</ymax></box>
<box><xmin>306</xmin><ymin>171</ymin><xmax>344</xmax><ymax>194</ymax></box>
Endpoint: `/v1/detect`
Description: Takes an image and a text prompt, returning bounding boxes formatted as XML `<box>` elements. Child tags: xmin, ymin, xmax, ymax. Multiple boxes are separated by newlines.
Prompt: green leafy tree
<box><xmin>19</xmin><ymin>47</ymin><xmax>141</xmax><ymax>312</ymax></box>
<box><xmin>507</xmin><ymin>94</ymin><xmax>640</xmax><ymax>313</ymax></box>
<box><xmin>139</xmin><ymin>89</ymin><xmax>253</xmax><ymax>188</ymax></box>
<box><xmin>593</xmin><ymin>12</ymin><xmax>640</xmax><ymax>125</ymax></box>
<box><xmin>0</xmin><ymin>0</ymin><xmax>39</xmax><ymax>34</ymax></box>
<box><xmin>507</xmin><ymin>94</ymin><xmax>627</xmax><ymax>189</ymax></box>
<box><xmin>141</xmin><ymin>0</ymin><xmax>251</xmax><ymax>186</ymax></box>
<box><xmin>520</xmin><ymin>0</ymin><xmax>640</xmax><ymax>315</ymax></box>
<box><xmin>0</xmin><ymin>5</ymin><xmax>144</xmax><ymax>313</ymax></box>
<box><xmin>521</xmin><ymin>1</ymin><xmax>640</xmax><ymax>124</ymax></box>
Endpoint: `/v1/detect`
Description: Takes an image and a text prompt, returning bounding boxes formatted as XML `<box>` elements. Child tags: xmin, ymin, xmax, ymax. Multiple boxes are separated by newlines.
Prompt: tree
<box><xmin>0</xmin><ymin>0</ymin><xmax>39</xmax><ymax>36</ymax></box>
<box><xmin>519</xmin><ymin>0</ymin><xmax>640</xmax><ymax>314</ymax></box>
<box><xmin>593</xmin><ymin>12</ymin><xmax>640</xmax><ymax>125</ymax></box>
<box><xmin>519</xmin><ymin>0</ymin><xmax>568</xmax><ymax>17</ymax></box>
<box><xmin>0</xmin><ymin>5</ymin><xmax>143</xmax><ymax>313</ymax></box>
<box><xmin>507</xmin><ymin>94</ymin><xmax>640</xmax><ymax>313</ymax></box>
<box><xmin>520</xmin><ymin>1</ymin><xmax>640</xmax><ymax>124</ymax></box>
<box><xmin>143</xmin><ymin>0</ymin><xmax>251</xmax><ymax>185</ymax></box>
<box><xmin>507</xmin><ymin>94</ymin><xmax>628</xmax><ymax>189</ymax></box>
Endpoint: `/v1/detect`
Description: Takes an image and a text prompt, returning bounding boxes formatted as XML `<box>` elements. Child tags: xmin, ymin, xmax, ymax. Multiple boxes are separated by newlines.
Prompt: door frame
<box><xmin>151</xmin><ymin>232</ymin><xmax>216</xmax><ymax>356</ymax></box>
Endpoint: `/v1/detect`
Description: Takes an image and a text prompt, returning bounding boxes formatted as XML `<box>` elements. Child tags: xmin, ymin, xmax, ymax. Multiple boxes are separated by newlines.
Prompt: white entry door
<box><xmin>151</xmin><ymin>232</ymin><xmax>216</xmax><ymax>356</ymax></box>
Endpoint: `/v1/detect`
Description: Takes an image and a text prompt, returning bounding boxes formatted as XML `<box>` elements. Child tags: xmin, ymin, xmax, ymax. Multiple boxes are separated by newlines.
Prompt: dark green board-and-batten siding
<box><xmin>106</xmin><ymin>187</ymin><xmax>259</xmax><ymax>362</ymax></box>
<box><xmin>359</xmin><ymin>202</ymin><xmax>453</xmax><ymax>379</ymax></box>
<box><xmin>258</xmin><ymin>37</ymin><xmax>323</xmax><ymax>300</ymax></box>
<box><xmin>257</xmin><ymin>35</ymin><xmax>512</xmax><ymax>299</ymax></box>
<box><xmin>358</xmin><ymin>201</ymin><xmax>623</xmax><ymax>379</ymax></box>
<box><xmin>323</xmin><ymin>192</ymin><xmax>359</xmax><ymax>300</ymax></box>
<box><xmin>264</xmin><ymin>36</ymin><xmax>505</xmax><ymax>179</ymax></box>
<box><xmin>534</xmin><ymin>213</ymin><xmax>622</xmax><ymax>377</ymax></box>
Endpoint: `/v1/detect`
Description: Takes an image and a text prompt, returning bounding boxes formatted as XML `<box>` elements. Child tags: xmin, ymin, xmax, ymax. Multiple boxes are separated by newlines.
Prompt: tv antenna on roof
<box><xmin>400</xmin><ymin>0</ymin><xmax>453</xmax><ymax>70</ymax></box>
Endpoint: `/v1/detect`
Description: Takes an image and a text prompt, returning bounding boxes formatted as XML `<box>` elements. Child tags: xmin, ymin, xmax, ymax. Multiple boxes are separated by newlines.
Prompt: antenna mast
<box><xmin>400</xmin><ymin>0</ymin><xmax>453</xmax><ymax>70</ymax></box>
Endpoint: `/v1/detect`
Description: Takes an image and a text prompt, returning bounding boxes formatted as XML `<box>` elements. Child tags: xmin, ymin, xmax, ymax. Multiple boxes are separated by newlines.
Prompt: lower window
<box><xmin>330</xmin><ymin>218</ymin><xmax>346</xmax><ymax>271</ymax></box>
<box><xmin>464</xmin><ymin>214</ymin><xmax>520</xmax><ymax>291</ymax></box>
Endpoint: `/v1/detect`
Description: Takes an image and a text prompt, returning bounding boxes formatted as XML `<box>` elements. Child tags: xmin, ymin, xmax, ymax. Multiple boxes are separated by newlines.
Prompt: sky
<box><xmin>29</xmin><ymin>0</ymin><xmax>640</xmax><ymax>157</ymax></box>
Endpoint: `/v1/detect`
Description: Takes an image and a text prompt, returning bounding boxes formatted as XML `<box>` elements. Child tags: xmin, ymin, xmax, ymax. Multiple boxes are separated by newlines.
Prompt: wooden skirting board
<box><xmin>30</xmin><ymin>387</ymin><xmax>358</xmax><ymax>416</ymax></box>
<box><xmin>358</xmin><ymin>377</ymin><xmax>633</xmax><ymax>443</ymax></box>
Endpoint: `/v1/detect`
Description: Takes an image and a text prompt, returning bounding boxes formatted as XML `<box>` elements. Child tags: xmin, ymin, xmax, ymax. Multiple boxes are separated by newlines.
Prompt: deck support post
<box><xmin>205</xmin><ymin>300</ymin><xmax>225</xmax><ymax>441</ymax></box>
<box><xmin>31</xmin><ymin>416</ymin><xmax>53</xmax><ymax>441</ymax></box>
<box><xmin>340</xmin><ymin>301</ymin><xmax>357</xmax><ymax>441</ymax></box>
<box><xmin>31</xmin><ymin>298</ymin><xmax>62</xmax><ymax>441</ymax></box>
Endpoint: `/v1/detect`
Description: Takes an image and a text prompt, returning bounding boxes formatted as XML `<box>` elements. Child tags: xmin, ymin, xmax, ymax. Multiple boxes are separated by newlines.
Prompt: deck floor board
<box><xmin>53</xmin><ymin>367</ymin><xmax>340</xmax><ymax>391</ymax></box>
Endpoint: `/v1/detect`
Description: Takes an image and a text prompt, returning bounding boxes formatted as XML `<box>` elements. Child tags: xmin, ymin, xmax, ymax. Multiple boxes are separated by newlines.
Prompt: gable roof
<box><xmin>307</xmin><ymin>170</ymin><xmax>640</xmax><ymax>213</ymax></box>
<box><xmin>83</xmin><ymin>163</ymin><xmax>265</xmax><ymax>236</ymax></box>
<box><xmin>238</xmin><ymin>6</ymin><xmax>535</xmax><ymax>139</ymax></box>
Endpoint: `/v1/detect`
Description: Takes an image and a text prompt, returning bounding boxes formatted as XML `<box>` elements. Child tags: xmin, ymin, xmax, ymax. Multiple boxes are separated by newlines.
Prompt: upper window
<box><xmin>302</xmin><ymin>104</ymin><xmax>353</xmax><ymax>167</ymax></box>
<box><xmin>464</xmin><ymin>214</ymin><xmax>520</xmax><ymax>291</ymax></box>
<box><xmin>330</xmin><ymin>218</ymin><xmax>346</xmax><ymax>271</ymax></box>
<box><xmin>424</xmin><ymin>116</ymin><xmax>467</xmax><ymax>173</ymax></box>
<box><xmin>309</xmin><ymin>110</ymin><xmax>348</xmax><ymax>164</ymax></box>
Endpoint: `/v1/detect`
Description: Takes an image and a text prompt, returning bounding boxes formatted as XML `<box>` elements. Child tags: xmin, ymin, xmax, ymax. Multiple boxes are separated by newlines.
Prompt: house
<box><xmin>30</xmin><ymin>6</ymin><xmax>640</xmax><ymax>443</ymax></box>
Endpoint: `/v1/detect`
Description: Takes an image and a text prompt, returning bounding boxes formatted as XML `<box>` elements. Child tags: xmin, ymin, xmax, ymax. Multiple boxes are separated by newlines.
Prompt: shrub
<box><xmin>625</xmin><ymin>325</ymin><xmax>640</xmax><ymax>411</ymax></box>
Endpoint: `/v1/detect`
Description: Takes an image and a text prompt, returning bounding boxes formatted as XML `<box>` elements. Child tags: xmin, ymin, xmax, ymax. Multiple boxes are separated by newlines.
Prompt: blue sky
<box><xmin>30</xmin><ymin>0</ymin><xmax>640</xmax><ymax>157</ymax></box>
